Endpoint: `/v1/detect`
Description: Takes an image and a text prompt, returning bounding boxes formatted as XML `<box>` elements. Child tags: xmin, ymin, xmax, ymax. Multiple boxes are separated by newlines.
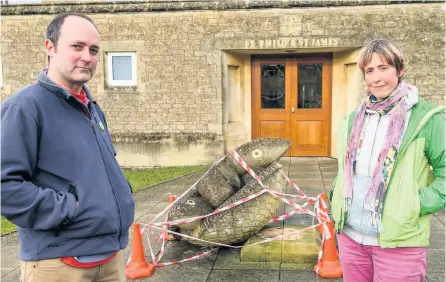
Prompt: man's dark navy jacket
<box><xmin>1</xmin><ymin>70</ymin><xmax>135</xmax><ymax>261</ymax></box>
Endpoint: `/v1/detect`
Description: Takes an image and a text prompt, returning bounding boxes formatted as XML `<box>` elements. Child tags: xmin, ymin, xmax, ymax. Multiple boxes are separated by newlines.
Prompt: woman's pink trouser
<box><xmin>337</xmin><ymin>232</ymin><xmax>427</xmax><ymax>282</ymax></box>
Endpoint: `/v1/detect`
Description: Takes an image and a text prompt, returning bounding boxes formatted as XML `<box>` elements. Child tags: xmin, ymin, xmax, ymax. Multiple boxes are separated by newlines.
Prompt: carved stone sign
<box><xmin>280</xmin><ymin>15</ymin><xmax>303</xmax><ymax>37</ymax></box>
<box><xmin>245</xmin><ymin>38</ymin><xmax>340</xmax><ymax>49</ymax></box>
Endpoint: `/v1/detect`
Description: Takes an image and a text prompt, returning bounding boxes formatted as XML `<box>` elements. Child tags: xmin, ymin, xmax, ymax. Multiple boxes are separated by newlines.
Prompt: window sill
<box><xmin>105</xmin><ymin>85</ymin><xmax>138</xmax><ymax>92</ymax></box>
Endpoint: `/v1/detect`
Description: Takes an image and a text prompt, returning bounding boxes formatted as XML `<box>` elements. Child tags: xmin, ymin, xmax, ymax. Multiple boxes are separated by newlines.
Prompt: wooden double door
<box><xmin>252</xmin><ymin>57</ymin><xmax>332</xmax><ymax>156</ymax></box>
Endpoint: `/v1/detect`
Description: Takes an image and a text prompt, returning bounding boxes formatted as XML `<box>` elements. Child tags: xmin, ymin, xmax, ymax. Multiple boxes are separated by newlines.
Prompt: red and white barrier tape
<box><xmin>245</xmin><ymin>221</ymin><xmax>329</xmax><ymax>248</ymax></box>
<box><xmin>268</xmin><ymin>190</ymin><xmax>318</xmax><ymax>218</ymax></box>
<box><xmin>231</xmin><ymin>150</ymin><xmax>265</xmax><ymax>188</ymax></box>
<box><xmin>144</xmin><ymin>220</ymin><xmax>331</xmax><ymax>267</ymax></box>
<box><xmin>146</xmin><ymin>194</ymin><xmax>330</xmax><ymax>265</ymax></box>
<box><xmin>130</xmin><ymin>149</ymin><xmax>332</xmax><ymax>268</ymax></box>
<box><xmin>269</xmin><ymin>202</ymin><xmax>310</xmax><ymax>223</ymax></box>
<box><xmin>156</xmin><ymin>248</ymin><xmax>219</xmax><ymax>267</ymax></box>
<box><xmin>154</xmin><ymin>188</ymin><xmax>317</xmax><ymax>229</ymax></box>
<box><xmin>153</xmin><ymin>189</ymin><xmax>268</xmax><ymax>227</ymax></box>
<box><xmin>282</xmin><ymin>174</ymin><xmax>316</xmax><ymax>205</ymax></box>
<box><xmin>149</xmin><ymin>224</ymin><xmax>244</xmax><ymax>248</ymax></box>
<box><xmin>147</xmin><ymin>228</ymin><xmax>158</xmax><ymax>264</ymax></box>
<box><xmin>314</xmin><ymin>195</ymin><xmax>331</xmax><ymax>239</ymax></box>
<box><xmin>148</xmin><ymin>155</ymin><xmax>227</xmax><ymax>225</ymax></box>
<box><xmin>314</xmin><ymin>232</ymin><xmax>326</xmax><ymax>275</ymax></box>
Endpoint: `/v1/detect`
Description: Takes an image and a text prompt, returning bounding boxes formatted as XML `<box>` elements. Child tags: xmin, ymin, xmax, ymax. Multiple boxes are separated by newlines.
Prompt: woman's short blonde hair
<box><xmin>358</xmin><ymin>39</ymin><xmax>405</xmax><ymax>75</ymax></box>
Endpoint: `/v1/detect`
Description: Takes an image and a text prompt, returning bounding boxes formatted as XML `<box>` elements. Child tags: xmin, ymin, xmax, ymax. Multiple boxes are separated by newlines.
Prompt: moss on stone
<box><xmin>111</xmin><ymin>131</ymin><xmax>219</xmax><ymax>144</ymax></box>
<box><xmin>241</xmin><ymin>226</ymin><xmax>319</xmax><ymax>264</ymax></box>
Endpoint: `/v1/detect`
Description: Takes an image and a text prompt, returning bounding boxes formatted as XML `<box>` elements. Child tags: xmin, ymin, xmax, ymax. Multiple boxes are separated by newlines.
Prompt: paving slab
<box><xmin>434</xmin><ymin>212</ymin><xmax>445</xmax><ymax>225</ymax></box>
<box><xmin>427</xmin><ymin>250</ymin><xmax>446</xmax><ymax>274</ymax></box>
<box><xmin>280</xmin><ymin>270</ymin><xmax>343</xmax><ymax>282</ymax></box>
<box><xmin>1</xmin><ymin>245</ymin><xmax>21</xmax><ymax>270</ymax></box>
<box><xmin>279</xmin><ymin>158</ymin><xmax>319</xmax><ymax>167</ymax></box>
<box><xmin>430</xmin><ymin>215</ymin><xmax>444</xmax><ymax>231</ymax></box>
<box><xmin>1</xmin><ymin>267</ymin><xmax>21</xmax><ymax>282</ymax></box>
<box><xmin>213</xmin><ymin>248</ymin><xmax>280</xmax><ymax>270</ymax></box>
<box><xmin>322</xmin><ymin>179</ymin><xmax>335</xmax><ymax>189</ymax></box>
<box><xmin>126</xmin><ymin>242</ymin><xmax>217</xmax><ymax>282</ymax></box>
<box><xmin>319</xmin><ymin>167</ymin><xmax>338</xmax><ymax>175</ymax></box>
<box><xmin>286</xmin><ymin>182</ymin><xmax>325</xmax><ymax>193</ymax></box>
<box><xmin>284</xmin><ymin>210</ymin><xmax>316</xmax><ymax>227</ymax></box>
<box><xmin>318</xmin><ymin>164</ymin><xmax>338</xmax><ymax>171</ymax></box>
<box><xmin>207</xmin><ymin>269</ymin><xmax>280</xmax><ymax>282</ymax></box>
<box><xmin>289</xmin><ymin>171</ymin><xmax>323</xmax><ymax>180</ymax></box>
<box><xmin>287</xmin><ymin>179</ymin><xmax>326</xmax><ymax>193</ymax></box>
<box><xmin>289</xmin><ymin>186</ymin><xmax>326</xmax><ymax>197</ymax></box>
<box><xmin>157</xmin><ymin>241</ymin><xmax>218</xmax><ymax>269</ymax></box>
<box><xmin>321</xmin><ymin>172</ymin><xmax>338</xmax><ymax>180</ymax></box>
<box><xmin>280</xmin><ymin>263</ymin><xmax>317</xmax><ymax>271</ymax></box>
<box><xmin>0</xmin><ymin>229</ymin><xmax>20</xmax><ymax>279</ymax></box>
<box><xmin>429</xmin><ymin>231</ymin><xmax>445</xmax><ymax>250</ymax></box>
<box><xmin>281</xmin><ymin>157</ymin><xmax>320</xmax><ymax>164</ymax></box>
<box><xmin>426</xmin><ymin>272</ymin><xmax>446</xmax><ymax>282</ymax></box>
<box><xmin>1</xmin><ymin>267</ymin><xmax>19</xmax><ymax>280</ymax></box>
<box><xmin>130</xmin><ymin>267</ymin><xmax>211</xmax><ymax>282</ymax></box>
<box><xmin>316</xmin><ymin>158</ymin><xmax>338</xmax><ymax>165</ymax></box>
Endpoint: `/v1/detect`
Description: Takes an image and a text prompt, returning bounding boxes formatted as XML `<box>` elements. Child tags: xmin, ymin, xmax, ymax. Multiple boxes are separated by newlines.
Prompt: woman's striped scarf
<box><xmin>344</xmin><ymin>81</ymin><xmax>410</xmax><ymax>232</ymax></box>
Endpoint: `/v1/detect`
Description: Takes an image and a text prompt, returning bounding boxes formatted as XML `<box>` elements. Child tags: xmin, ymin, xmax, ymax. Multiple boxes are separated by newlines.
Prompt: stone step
<box><xmin>241</xmin><ymin>226</ymin><xmax>319</xmax><ymax>267</ymax></box>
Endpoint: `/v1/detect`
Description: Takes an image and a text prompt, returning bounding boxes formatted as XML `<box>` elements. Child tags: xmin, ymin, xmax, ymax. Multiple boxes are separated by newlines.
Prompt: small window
<box><xmin>107</xmin><ymin>52</ymin><xmax>137</xmax><ymax>87</ymax></box>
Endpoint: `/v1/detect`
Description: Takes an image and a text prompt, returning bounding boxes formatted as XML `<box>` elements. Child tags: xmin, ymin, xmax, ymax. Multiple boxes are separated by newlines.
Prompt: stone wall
<box><xmin>1</xmin><ymin>0</ymin><xmax>444</xmax><ymax>166</ymax></box>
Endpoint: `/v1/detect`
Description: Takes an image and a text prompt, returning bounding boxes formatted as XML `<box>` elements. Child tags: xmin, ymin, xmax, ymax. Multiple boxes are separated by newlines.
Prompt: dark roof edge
<box><xmin>1</xmin><ymin>0</ymin><xmax>443</xmax><ymax>16</ymax></box>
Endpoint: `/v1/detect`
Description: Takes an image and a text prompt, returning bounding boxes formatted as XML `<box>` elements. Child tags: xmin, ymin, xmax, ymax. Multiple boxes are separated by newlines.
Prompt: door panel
<box><xmin>252</xmin><ymin>57</ymin><xmax>331</xmax><ymax>156</ymax></box>
<box><xmin>252</xmin><ymin>59</ymin><xmax>291</xmax><ymax>156</ymax></box>
<box><xmin>290</xmin><ymin>59</ymin><xmax>331</xmax><ymax>156</ymax></box>
<box><xmin>295</xmin><ymin>121</ymin><xmax>323</xmax><ymax>146</ymax></box>
<box><xmin>260</xmin><ymin>121</ymin><xmax>286</xmax><ymax>138</ymax></box>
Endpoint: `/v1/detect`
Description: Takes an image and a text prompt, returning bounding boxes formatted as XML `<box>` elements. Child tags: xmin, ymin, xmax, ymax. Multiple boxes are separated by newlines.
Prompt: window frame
<box><xmin>107</xmin><ymin>52</ymin><xmax>137</xmax><ymax>87</ymax></box>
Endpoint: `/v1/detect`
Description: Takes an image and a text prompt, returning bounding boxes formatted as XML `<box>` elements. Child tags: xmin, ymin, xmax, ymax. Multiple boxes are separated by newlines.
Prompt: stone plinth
<box><xmin>241</xmin><ymin>226</ymin><xmax>319</xmax><ymax>268</ymax></box>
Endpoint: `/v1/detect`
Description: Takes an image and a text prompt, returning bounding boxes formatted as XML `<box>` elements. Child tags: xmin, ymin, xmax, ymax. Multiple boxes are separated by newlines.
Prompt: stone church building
<box><xmin>1</xmin><ymin>0</ymin><xmax>444</xmax><ymax>166</ymax></box>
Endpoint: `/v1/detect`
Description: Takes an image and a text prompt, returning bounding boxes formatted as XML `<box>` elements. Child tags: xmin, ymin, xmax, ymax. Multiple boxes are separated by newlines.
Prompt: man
<box><xmin>1</xmin><ymin>13</ymin><xmax>135</xmax><ymax>282</ymax></box>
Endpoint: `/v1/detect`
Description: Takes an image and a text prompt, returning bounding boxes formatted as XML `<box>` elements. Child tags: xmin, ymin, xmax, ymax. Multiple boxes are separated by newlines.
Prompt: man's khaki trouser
<box><xmin>20</xmin><ymin>251</ymin><xmax>125</xmax><ymax>282</ymax></box>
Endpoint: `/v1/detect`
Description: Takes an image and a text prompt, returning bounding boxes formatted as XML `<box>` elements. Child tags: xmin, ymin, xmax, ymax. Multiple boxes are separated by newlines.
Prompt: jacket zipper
<box><xmin>93</xmin><ymin>113</ymin><xmax>115</xmax><ymax>156</ymax></box>
<box><xmin>88</xmin><ymin>104</ymin><xmax>123</xmax><ymax>247</ymax></box>
<box><xmin>69</xmin><ymin>96</ymin><xmax>124</xmax><ymax>246</ymax></box>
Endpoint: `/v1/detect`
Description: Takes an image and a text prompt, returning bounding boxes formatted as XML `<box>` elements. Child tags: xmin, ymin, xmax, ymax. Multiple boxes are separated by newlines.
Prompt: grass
<box><xmin>122</xmin><ymin>165</ymin><xmax>209</xmax><ymax>193</ymax></box>
<box><xmin>1</xmin><ymin>217</ymin><xmax>16</xmax><ymax>235</ymax></box>
<box><xmin>0</xmin><ymin>165</ymin><xmax>209</xmax><ymax>235</ymax></box>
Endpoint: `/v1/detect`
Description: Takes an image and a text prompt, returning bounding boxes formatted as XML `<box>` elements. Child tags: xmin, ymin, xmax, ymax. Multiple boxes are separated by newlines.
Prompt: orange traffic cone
<box><xmin>314</xmin><ymin>193</ymin><xmax>343</xmax><ymax>278</ymax></box>
<box><xmin>315</xmin><ymin>193</ymin><xmax>331</xmax><ymax>235</ymax></box>
<box><xmin>169</xmin><ymin>194</ymin><xmax>176</xmax><ymax>204</ymax></box>
<box><xmin>164</xmin><ymin>194</ymin><xmax>176</xmax><ymax>241</ymax></box>
<box><xmin>125</xmin><ymin>223</ymin><xmax>155</xmax><ymax>279</ymax></box>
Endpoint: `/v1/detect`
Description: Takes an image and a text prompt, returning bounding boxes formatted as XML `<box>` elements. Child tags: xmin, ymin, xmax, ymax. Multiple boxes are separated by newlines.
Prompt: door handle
<box><xmin>291</xmin><ymin>107</ymin><xmax>295</xmax><ymax>113</ymax></box>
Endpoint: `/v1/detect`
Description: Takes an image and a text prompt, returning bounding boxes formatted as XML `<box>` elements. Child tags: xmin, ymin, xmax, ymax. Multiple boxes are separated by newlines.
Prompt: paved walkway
<box><xmin>1</xmin><ymin>158</ymin><xmax>444</xmax><ymax>281</ymax></box>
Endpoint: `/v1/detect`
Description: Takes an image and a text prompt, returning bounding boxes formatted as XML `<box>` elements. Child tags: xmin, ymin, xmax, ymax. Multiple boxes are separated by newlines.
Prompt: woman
<box><xmin>329</xmin><ymin>39</ymin><xmax>445</xmax><ymax>282</ymax></box>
